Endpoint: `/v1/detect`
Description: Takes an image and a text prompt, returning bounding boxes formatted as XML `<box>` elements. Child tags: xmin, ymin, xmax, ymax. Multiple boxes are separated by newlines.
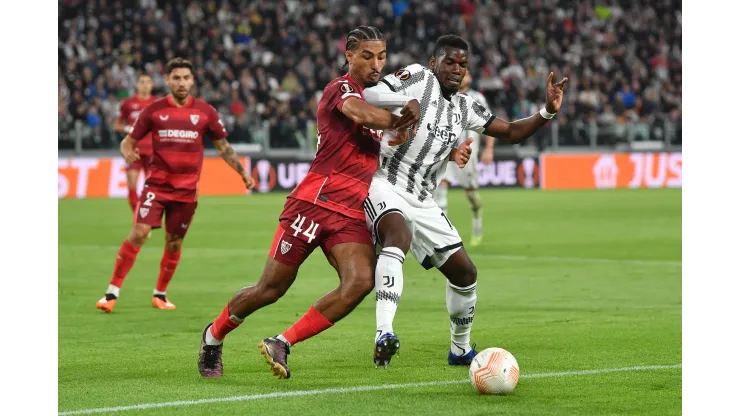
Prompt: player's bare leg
<box><xmin>152</xmin><ymin>231</ymin><xmax>183</xmax><ymax>310</ymax></box>
<box><xmin>259</xmin><ymin>242</ymin><xmax>376</xmax><ymax>378</ymax></box>
<box><xmin>96</xmin><ymin>223</ymin><xmax>152</xmax><ymax>313</ymax></box>
<box><xmin>373</xmin><ymin>212</ymin><xmax>412</xmax><ymax>368</ymax></box>
<box><xmin>125</xmin><ymin>168</ymin><xmax>140</xmax><ymax>212</ymax></box>
<box><xmin>433</xmin><ymin>180</ymin><xmax>450</xmax><ymax>216</ymax></box>
<box><xmin>465</xmin><ymin>188</ymin><xmax>484</xmax><ymax>247</ymax></box>
<box><xmin>199</xmin><ymin>258</ymin><xmax>300</xmax><ymax>378</ymax></box>
<box><xmin>437</xmin><ymin>247</ymin><xmax>478</xmax><ymax>365</ymax></box>
<box><xmin>125</xmin><ymin>168</ymin><xmax>151</xmax><ymax>238</ymax></box>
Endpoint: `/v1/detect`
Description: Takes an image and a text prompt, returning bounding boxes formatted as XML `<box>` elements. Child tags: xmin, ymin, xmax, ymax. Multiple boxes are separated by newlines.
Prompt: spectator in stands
<box><xmin>58</xmin><ymin>0</ymin><xmax>682</xmax><ymax>150</ymax></box>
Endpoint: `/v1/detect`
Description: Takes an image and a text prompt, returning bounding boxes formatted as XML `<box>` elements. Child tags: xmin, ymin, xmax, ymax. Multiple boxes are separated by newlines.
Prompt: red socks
<box><xmin>127</xmin><ymin>188</ymin><xmax>138</xmax><ymax>212</ymax></box>
<box><xmin>282</xmin><ymin>306</ymin><xmax>333</xmax><ymax>346</ymax></box>
<box><xmin>110</xmin><ymin>240</ymin><xmax>140</xmax><ymax>288</ymax></box>
<box><xmin>155</xmin><ymin>249</ymin><xmax>181</xmax><ymax>293</ymax></box>
<box><xmin>211</xmin><ymin>304</ymin><xmax>243</xmax><ymax>341</ymax></box>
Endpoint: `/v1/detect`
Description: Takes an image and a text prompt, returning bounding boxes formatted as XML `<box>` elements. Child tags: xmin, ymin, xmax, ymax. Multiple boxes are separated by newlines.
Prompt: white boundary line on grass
<box><xmin>58</xmin><ymin>364</ymin><xmax>681</xmax><ymax>415</ymax></box>
<box><xmin>59</xmin><ymin>244</ymin><xmax>682</xmax><ymax>266</ymax></box>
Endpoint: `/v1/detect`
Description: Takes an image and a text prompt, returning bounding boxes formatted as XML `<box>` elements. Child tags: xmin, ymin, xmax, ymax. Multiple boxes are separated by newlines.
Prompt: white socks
<box><xmin>446</xmin><ymin>281</ymin><xmax>477</xmax><ymax>356</ymax></box>
<box><xmin>205</xmin><ymin>327</ymin><xmax>222</xmax><ymax>346</ymax></box>
<box><xmin>276</xmin><ymin>334</ymin><xmax>291</xmax><ymax>347</ymax></box>
<box><xmin>434</xmin><ymin>185</ymin><xmax>449</xmax><ymax>215</ymax></box>
<box><xmin>106</xmin><ymin>284</ymin><xmax>120</xmax><ymax>298</ymax></box>
<box><xmin>153</xmin><ymin>289</ymin><xmax>166</xmax><ymax>296</ymax></box>
<box><xmin>375</xmin><ymin>247</ymin><xmax>405</xmax><ymax>339</ymax></box>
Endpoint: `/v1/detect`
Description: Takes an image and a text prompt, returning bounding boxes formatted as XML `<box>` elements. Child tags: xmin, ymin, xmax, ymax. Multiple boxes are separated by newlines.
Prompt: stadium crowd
<box><xmin>58</xmin><ymin>0</ymin><xmax>682</xmax><ymax>151</ymax></box>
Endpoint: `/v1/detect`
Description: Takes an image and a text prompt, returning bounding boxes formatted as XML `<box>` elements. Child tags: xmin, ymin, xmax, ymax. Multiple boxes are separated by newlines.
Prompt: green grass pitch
<box><xmin>58</xmin><ymin>188</ymin><xmax>681</xmax><ymax>415</ymax></box>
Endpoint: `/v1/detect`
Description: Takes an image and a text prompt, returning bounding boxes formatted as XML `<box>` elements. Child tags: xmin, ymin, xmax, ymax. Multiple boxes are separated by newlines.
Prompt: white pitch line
<box><xmin>58</xmin><ymin>364</ymin><xmax>681</xmax><ymax>415</ymax></box>
<box><xmin>58</xmin><ymin>244</ymin><xmax>681</xmax><ymax>266</ymax></box>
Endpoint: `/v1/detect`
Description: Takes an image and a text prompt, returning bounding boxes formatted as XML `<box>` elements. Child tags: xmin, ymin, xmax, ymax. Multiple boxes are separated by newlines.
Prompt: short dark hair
<box><xmin>137</xmin><ymin>73</ymin><xmax>152</xmax><ymax>81</ymax></box>
<box><xmin>166</xmin><ymin>57</ymin><xmax>194</xmax><ymax>75</ymax></box>
<box><xmin>342</xmin><ymin>25</ymin><xmax>385</xmax><ymax>69</ymax></box>
<box><xmin>432</xmin><ymin>35</ymin><xmax>469</xmax><ymax>58</ymax></box>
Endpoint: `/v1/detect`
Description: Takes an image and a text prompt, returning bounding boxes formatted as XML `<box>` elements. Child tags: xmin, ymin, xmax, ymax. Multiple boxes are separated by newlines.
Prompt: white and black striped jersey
<box><xmin>372</xmin><ymin>64</ymin><xmax>495</xmax><ymax>205</ymax></box>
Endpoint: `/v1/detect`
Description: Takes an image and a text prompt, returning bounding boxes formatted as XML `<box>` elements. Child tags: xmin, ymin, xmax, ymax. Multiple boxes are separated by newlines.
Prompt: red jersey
<box><xmin>288</xmin><ymin>74</ymin><xmax>382</xmax><ymax>221</ymax></box>
<box><xmin>118</xmin><ymin>95</ymin><xmax>157</xmax><ymax>155</ymax></box>
<box><xmin>130</xmin><ymin>95</ymin><xmax>228</xmax><ymax>203</ymax></box>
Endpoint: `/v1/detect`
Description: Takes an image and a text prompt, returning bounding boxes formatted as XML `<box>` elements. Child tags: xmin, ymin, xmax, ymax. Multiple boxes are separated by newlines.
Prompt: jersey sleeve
<box><xmin>207</xmin><ymin>105</ymin><xmax>228</xmax><ymax>141</ymax></box>
<box><xmin>129</xmin><ymin>104</ymin><xmax>153</xmax><ymax>141</ymax></box>
<box><xmin>464</xmin><ymin>96</ymin><xmax>496</xmax><ymax>134</ymax></box>
<box><xmin>326</xmin><ymin>80</ymin><xmax>363</xmax><ymax>112</ymax></box>
<box><xmin>379</xmin><ymin>64</ymin><xmax>429</xmax><ymax>98</ymax></box>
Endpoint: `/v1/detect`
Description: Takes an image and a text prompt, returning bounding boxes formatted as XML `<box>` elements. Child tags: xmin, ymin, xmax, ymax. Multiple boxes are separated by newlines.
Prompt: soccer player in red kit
<box><xmin>115</xmin><ymin>74</ymin><xmax>157</xmax><ymax>212</ymax></box>
<box><xmin>198</xmin><ymin>26</ymin><xmax>421</xmax><ymax>379</ymax></box>
<box><xmin>96</xmin><ymin>58</ymin><xmax>255</xmax><ymax>313</ymax></box>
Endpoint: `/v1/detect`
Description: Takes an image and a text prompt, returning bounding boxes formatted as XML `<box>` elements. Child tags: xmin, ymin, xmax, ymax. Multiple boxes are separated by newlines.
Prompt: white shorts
<box><xmin>365</xmin><ymin>179</ymin><xmax>463</xmax><ymax>270</ymax></box>
<box><xmin>441</xmin><ymin>156</ymin><xmax>479</xmax><ymax>189</ymax></box>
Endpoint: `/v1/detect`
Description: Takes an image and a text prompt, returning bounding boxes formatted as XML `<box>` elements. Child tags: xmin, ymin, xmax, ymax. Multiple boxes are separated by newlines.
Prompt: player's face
<box><xmin>166</xmin><ymin>68</ymin><xmax>194</xmax><ymax>100</ymax></box>
<box><xmin>431</xmin><ymin>47</ymin><xmax>469</xmax><ymax>92</ymax></box>
<box><xmin>136</xmin><ymin>76</ymin><xmax>153</xmax><ymax>97</ymax></box>
<box><xmin>347</xmin><ymin>40</ymin><xmax>386</xmax><ymax>86</ymax></box>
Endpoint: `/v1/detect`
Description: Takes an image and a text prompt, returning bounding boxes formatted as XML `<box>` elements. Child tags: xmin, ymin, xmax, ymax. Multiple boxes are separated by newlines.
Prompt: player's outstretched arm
<box><xmin>213</xmin><ymin>138</ymin><xmax>255</xmax><ymax>190</ymax></box>
<box><xmin>483</xmin><ymin>72</ymin><xmax>568</xmax><ymax>144</ymax></box>
<box><xmin>341</xmin><ymin>97</ymin><xmax>401</xmax><ymax>130</ymax></box>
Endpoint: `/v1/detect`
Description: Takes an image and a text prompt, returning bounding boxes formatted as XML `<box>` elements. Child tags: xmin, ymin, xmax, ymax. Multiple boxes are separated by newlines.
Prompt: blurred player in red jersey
<box><xmin>198</xmin><ymin>26</ymin><xmax>421</xmax><ymax>379</ymax></box>
<box><xmin>96</xmin><ymin>58</ymin><xmax>255</xmax><ymax>313</ymax></box>
<box><xmin>115</xmin><ymin>74</ymin><xmax>157</xmax><ymax>212</ymax></box>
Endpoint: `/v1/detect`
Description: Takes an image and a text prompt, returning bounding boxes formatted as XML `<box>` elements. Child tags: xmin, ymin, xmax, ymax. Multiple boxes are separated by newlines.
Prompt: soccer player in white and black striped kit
<box><xmin>362</xmin><ymin>35</ymin><xmax>568</xmax><ymax>368</ymax></box>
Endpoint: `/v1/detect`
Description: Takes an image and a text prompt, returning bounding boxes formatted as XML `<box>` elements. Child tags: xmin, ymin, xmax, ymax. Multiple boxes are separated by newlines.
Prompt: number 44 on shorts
<box><xmin>290</xmin><ymin>213</ymin><xmax>319</xmax><ymax>244</ymax></box>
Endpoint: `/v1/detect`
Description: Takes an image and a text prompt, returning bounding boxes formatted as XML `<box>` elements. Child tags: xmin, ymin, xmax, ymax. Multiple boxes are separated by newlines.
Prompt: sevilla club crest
<box><xmin>139</xmin><ymin>207</ymin><xmax>149</xmax><ymax>218</ymax></box>
<box><xmin>280</xmin><ymin>240</ymin><xmax>292</xmax><ymax>255</ymax></box>
<box><xmin>190</xmin><ymin>114</ymin><xmax>200</xmax><ymax>125</ymax></box>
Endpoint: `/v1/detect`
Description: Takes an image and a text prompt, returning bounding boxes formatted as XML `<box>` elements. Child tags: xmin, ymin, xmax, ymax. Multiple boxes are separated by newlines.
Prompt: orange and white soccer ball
<box><xmin>469</xmin><ymin>347</ymin><xmax>520</xmax><ymax>394</ymax></box>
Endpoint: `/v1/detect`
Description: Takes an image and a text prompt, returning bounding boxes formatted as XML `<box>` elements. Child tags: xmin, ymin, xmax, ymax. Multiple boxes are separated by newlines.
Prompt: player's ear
<box><xmin>429</xmin><ymin>56</ymin><xmax>436</xmax><ymax>70</ymax></box>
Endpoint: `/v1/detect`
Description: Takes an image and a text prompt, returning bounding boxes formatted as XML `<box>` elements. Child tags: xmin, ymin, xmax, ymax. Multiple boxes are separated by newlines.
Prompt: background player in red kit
<box><xmin>115</xmin><ymin>74</ymin><xmax>157</xmax><ymax>212</ymax></box>
<box><xmin>96</xmin><ymin>58</ymin><xmax>255</xmax><ymax>313</ymax></box>
<box><xmin>198</xmin><ymin>26</ymin><xmax>421</xmax><ymax>379</ymax></box>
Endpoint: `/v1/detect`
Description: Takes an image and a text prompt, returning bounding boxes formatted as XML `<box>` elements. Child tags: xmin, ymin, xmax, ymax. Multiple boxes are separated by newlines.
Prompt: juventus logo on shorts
<box><xmin>139</xmin><ymin>207</ymin><xmax>149</xmax><ymax>218</ymax></box>
<box><xmin>280</xmin><ymin>240</ymin><xmax>292</xmax><ymax>255</ymax></box>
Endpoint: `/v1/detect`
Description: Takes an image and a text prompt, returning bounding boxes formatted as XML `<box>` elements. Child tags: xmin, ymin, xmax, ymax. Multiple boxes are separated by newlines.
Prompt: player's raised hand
<box><xmin>242</xmin><ymin>173</ymin><xmax>256</xmax><ymax>190</ymax></box>
<box><xmin>455</xmin><ymin>137</ymin><xmax>474</xmax><ymax>168</ymax></box>
<box><xmin>123</xmin><ymin>148</ymin><xmax>140</xmax><ymax>165</ymax></box>
<box><xmin>545</xmin><ymin>72</ymin><xmax>569</xmax><ymax>114</ymax></box>
<box><xmin>393</xmin><ymin>99</ymin><xmax>420</xmax><ymax>133</ymax></box>
<box><xmin>388</xmin><ymin>126</ymin><xmax>410</xmax><ymax>146</ymax></box>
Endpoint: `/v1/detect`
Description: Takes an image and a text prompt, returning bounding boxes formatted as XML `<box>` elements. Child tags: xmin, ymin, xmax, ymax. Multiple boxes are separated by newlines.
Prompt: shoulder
<box><xmin>389</xmin><ymin>63</ymin><xmax>430</xmax><ymax>81</ymax></box>
<box><xmin>193</xmin><ymin>98</ymin><xmax>218</xmax><ymax>114</ymax></box>
<box><xmin>324</xmin><ymin>76</ymin><xmax>353</xmax><ymax>93</ymax></box>
<box><xmin>148</xmin><ymin>97</ymin><xmax>170</xmax><ymax>110</ymax></box>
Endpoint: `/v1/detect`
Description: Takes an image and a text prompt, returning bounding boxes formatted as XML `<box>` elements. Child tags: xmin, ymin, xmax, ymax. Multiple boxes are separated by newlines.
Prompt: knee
<box><xmin>380</xmin><ymin>228</ymin><xmax>411</xmax><ymax>254</ymax></box>
<box><xmin>452</xmin><ymin>263</ymin><xmax>477</xmax><ymax>288</ymax></box>
<box><xmin>463</xmin><ymin>263</ymin><xmax>478</xmax><ymax>287</ymax></box>
<box><xmin>127</xmin><ymin>227</ymin><xmax>149</xmax><ymax>246</ymax></box>
<box><xmin>342</xmin><ymin>272</ymin><xmax>375</xmax><ymax>299</ymax></box>
<box><xmin>165</xmin><ymin>240</ymin><xmax>182</xmax><ymax>253</ymax></box>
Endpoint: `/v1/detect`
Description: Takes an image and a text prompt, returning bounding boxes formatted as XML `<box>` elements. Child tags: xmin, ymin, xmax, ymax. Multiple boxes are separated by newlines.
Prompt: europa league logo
<box><xmin>518</xmin><ymin>158</ymin><xmax>538</xmax><ymax>189</ymax></box>
<box><xmin>254</xmin><ymin>160</ymin><xmax>275</xmax><ymax>193</ymax></box>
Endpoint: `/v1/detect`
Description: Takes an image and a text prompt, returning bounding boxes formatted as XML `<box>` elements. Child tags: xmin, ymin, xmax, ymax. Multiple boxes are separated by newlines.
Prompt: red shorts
<box><xmin>134</xmin><ymin>190</ymin><xmax>197</xmax><ymax>237</ymax></box>
<box><xmin>268</xmin><ymin>198</ymin><xmax>373</xmax><ymax>266</ymax></box>
<box><xmin>127</xmin><ymin>154</ymin><xmax>151</xmax><ymax>172</ymax></box>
